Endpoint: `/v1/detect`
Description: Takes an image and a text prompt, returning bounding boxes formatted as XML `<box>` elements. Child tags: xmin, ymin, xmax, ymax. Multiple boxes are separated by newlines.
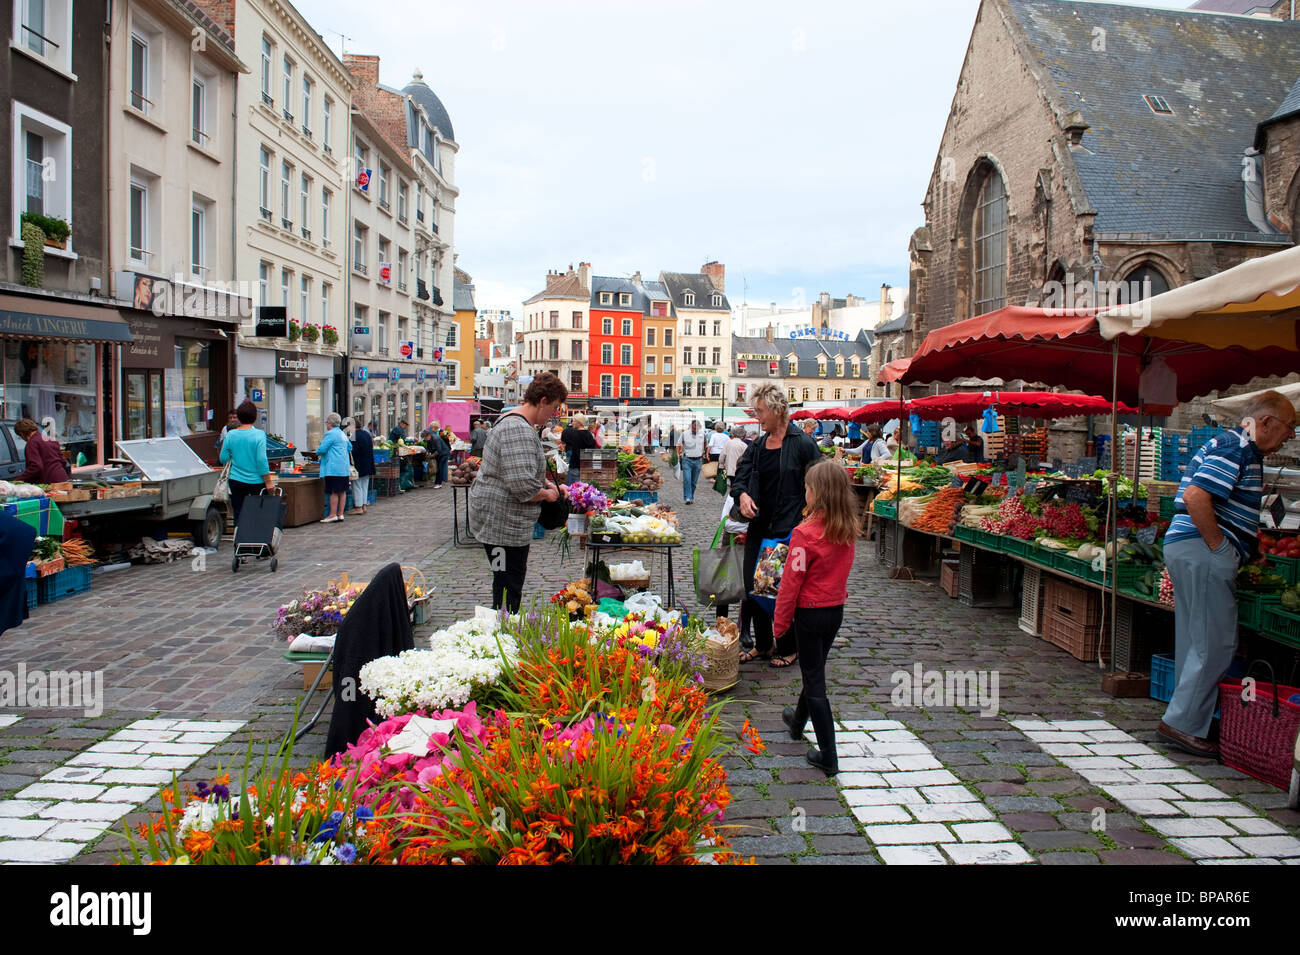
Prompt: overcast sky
<box><xmin>298</xmin><ymin>0</ymin><xmax>1195</xmax><ymax>316</ymax></box>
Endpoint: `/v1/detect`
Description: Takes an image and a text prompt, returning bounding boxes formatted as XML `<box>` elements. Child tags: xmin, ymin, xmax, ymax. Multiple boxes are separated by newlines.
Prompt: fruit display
<box><xmin>450</xmin><ymin>456</ymin><xmax>482</xmax><ymax>485</ymax></box>
<box><xmin>1258</xmin><ymin>533</ymin><xmax>1300</xmax><ymax>559</ymax></box>
<box><xmin>617</xmin><ymin>452</ymin><xmax>664</xmax><ymax>491</ymax></box>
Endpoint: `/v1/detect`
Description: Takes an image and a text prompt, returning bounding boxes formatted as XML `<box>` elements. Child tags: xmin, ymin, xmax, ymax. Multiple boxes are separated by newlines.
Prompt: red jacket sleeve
<box><xmin>773</xmin><ymin>523</ymin><xmax>811</xmax><ymax>639</ymax></box>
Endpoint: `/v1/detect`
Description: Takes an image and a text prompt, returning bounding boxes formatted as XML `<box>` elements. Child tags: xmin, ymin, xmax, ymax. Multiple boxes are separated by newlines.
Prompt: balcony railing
<box><xmin>302</xmin><ymin>125</ymin><xmax>312</xmax><ymax>138</ymax></box>
<box><xmin>354</xmin><ymin>263</ymin><xmax>367</xmax><ymax>275</ymax></box>
<box><xmin>432</xmin><ymin>287</ymin><xmax>443</xmax><ymax>306</ymax></box>
<box><xmin>301</xmin><ymin>227</ymin><xmax>311</xmax><ymax>240</ymax></box>
<box><xmin>261</xmin><ymin>91</ymin><xmax>274</xmax><ymax>107</ymax></box>
<box><xmin>282</xmin><ymin>108</ymin><xmax>294</xmax><ymax>123</ymax></box>
<box><xmin>259</xmin><ymin>207</ymin><xmax>273</xmax><ymax>223</ymax></box>
<box><xmin>417</xmin><ymin>279</ymin><xmax>430</xmax><ymax>301</ymax></box>
<box><xmin>281</xmin><ymin>218</ymin><xmax>293</xmax><ymax>231</ymax></box>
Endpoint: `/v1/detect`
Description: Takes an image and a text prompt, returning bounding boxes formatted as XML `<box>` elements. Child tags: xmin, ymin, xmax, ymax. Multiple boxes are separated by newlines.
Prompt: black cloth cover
<box><xmin>0</xmin><ymin>512</ymin><xmax>36</xmax><ymax>638</ymax></box>
<box><xmin>323</xmin><ymin>562</ymin><xmax>415</xmax><ymax>759</ymax></box>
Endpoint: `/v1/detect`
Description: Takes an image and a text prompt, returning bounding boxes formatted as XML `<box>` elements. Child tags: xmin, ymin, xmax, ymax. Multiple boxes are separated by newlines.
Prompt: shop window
<box><xmin>3</xmin><ymin>341</ymin><xmax>99</xmax><ymax>464</ymax></box>
<box><xmin>171</xmin><ymin>338</ymin><xmax>212</xmax><ymax>437</ymax></box>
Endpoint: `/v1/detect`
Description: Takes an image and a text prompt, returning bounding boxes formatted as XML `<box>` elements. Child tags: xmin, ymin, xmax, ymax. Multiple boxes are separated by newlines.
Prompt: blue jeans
<box><xmin>567</xmin><ymin>467</ymin><xmax>580</xmax><ymax>486</ymax></box>
<box><xmin>437</xmin><ymin>456</ymin><xmax>448</xmax><ymax>485</ymax></box>
<box><xmin>682</xmin><ymin>456</ymin><xmax>702</xmax><ymax>501</ymax></box>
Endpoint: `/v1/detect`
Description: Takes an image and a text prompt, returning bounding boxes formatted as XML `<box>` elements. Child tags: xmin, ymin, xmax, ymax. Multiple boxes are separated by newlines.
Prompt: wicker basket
<box><xmin>702</xmin><ymin>629</ymin><xmax>739</xmax><ymax>693</ymax></box>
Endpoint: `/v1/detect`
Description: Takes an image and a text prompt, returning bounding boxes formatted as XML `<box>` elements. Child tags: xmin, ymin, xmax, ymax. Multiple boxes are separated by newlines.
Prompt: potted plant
<box><xmin>288</xmin><ymin>319</ymin><xmax>301</xmax><ymax>342</ymax></box>
<box><xmin>301</xmin><ymin>323</ymin><xmax>321</xmax><ymax>343</ymax></box>
<box><xmin>20</xmin><ymin>212</ymin><xmax>71</xmax><ymax>249</ymax></box>
<box><xmin>321</xmin><ymin>324</ymin><xmax>339</xmax><ymax>347</ymax></box>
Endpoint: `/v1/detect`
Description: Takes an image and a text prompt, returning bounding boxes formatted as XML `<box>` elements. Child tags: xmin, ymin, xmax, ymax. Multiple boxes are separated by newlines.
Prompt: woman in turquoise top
<box><xmin>317</xmin><ymin>412</ymin><xmax>351</xmax><ymax>523</ymax></box>
<box><xmin>218</xmin><ymin>401</ymin><xmax>274</xmax><ymax>522</ymax></box>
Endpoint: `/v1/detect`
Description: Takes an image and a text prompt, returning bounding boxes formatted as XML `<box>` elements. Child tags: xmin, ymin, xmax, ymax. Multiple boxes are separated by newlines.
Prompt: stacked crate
<box><xmin>579</xmin><ymin>449</ymin><xmax>620</xmax><ymax>490</ymax></box>
<box><xmin>374</xmin><ymin>462</ymin><xmax>401</xmax><ymax>497</ymax></box>
<box><xmin>1041</xmin><ymin>576</ymin><xmax>1108</xmax><ymax>662</ymax></box>
<box><xmin>1121</xmin><ymin>428</ymin><xmax>1160</xmax><ymax>484</ymax></box>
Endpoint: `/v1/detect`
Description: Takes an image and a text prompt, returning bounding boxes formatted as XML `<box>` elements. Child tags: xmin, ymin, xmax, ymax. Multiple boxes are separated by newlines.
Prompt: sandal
<box><xmin>769</xmin><ymin>654</ymin><xmax>799</xmax><ymax>669</ymax></box>
<box><xmin>739</xmin><ymin>648</ymin><xmax>771</xmax><ymax>664</ymax></box>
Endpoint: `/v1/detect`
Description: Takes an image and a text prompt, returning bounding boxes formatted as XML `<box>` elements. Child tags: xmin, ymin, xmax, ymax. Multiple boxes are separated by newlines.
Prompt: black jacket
<box><xmin>352</xmin><ymin>429</ymin><xmax>375</xmax><ymax>477</ymax></box>
<box><xmin>730</xmin><ymin>422</ymin><xmax>822</xmax><ymax>538</ymax></box>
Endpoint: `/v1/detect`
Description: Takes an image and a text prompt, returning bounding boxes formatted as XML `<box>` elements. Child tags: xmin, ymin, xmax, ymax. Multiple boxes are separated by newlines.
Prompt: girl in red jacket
<box><xmin>775</xmin><ymin>459</ymin><xmax>859</xmax><ymax>775</ymax></box>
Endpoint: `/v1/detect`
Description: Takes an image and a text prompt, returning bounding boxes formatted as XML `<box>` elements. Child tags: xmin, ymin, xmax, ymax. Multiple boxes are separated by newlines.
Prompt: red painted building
<box><xmin>588</xmin><ymin>276</ymin><xmax>646</xmax><ymax>398</ymax></box>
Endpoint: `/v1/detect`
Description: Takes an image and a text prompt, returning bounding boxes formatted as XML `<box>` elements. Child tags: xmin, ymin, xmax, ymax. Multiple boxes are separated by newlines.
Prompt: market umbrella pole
<box><xmin>1108</xmin><ymin>341</ymin><xmax>1119</xmax><ymax>671</ymax></box>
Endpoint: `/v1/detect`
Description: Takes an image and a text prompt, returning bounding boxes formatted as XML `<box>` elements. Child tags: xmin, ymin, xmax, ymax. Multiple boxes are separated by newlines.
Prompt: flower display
<box><xmin>566</xmin><ymin>481</ymin><xmax>610</xmax><ymax>514</ymax></box>
<box><xmin>338</xmin><ymin>704</ymin><xmax>488</xmax><ymax>805</ymax></box>
<box><xmin>272</xmin><ymin>583</ymin><xmax>364</xmax><ymax>640</ymax></box>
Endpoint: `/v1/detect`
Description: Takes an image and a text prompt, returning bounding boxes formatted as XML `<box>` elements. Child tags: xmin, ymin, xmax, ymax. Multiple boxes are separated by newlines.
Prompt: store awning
<box><xmin>908</xmin><ymin>391</ymin><xmax>1136</xmax><ymax>421</ymax></box>
<box><xmin>0</xmin><ymin>293</ymin><xmax>133</xmax><ymax>343</ymax></box>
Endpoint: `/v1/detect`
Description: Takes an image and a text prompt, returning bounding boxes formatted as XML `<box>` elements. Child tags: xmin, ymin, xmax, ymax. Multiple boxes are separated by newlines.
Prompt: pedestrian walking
<box><xmin>469</xmin><ymin>373</ymin><xmax>569</xmax><ymax>612</ymax></box>
<box><xmin>1158</xmin><ymin>391</ymin><xmax>1296</xmax><ymax>757</ymax></box>
<box><xmin>677</xmin><ymin>419</ymin><xmax>706</xmax><ymax>504</ymax></box>
<box><xmin>218</xmin><ymin>401</ymin><xmax>275</xmax><ymax>523</ymax></box>
<box><xmin>561</xmin><ymin>413</ymin><xmax>596</xmax><ymax>486</ymax></box>
<box><xmin>776</xmin><ymin>459</ymin><xmax>860</xmax><ymax>775</ymax></box>
<box><xmin>707</xmin><ymin>422</ymin><xmax>729</xmax><ymax>463</ymax></box>
<box><xmin>469</xmin><ymin>420</ymin><xmax>488</xmax><ymax>458</ymax></box>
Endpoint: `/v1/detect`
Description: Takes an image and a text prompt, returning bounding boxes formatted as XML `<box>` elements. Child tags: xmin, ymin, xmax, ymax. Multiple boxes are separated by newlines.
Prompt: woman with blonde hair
<box><xmin>730</xmin><ymin>383</ymin><xmax>822</xmax><ymax>667</ymax></box>
<box><xmin>774</xmin><ymin>459</ymin><xmax>860</xmax><ymax>774</ymax></box>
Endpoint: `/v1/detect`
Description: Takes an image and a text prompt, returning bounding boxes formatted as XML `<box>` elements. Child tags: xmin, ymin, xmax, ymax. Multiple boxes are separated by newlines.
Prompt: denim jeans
<box><xmin>682</xmin><ymin>456</ymin><xmax>702</xmax><ymax>501</ymax></box>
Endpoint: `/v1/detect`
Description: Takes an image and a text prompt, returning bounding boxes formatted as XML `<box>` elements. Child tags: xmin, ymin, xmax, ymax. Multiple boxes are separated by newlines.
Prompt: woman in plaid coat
<box><xmin>469</xmin><ymin>373</ymin><xmax>570</xmax><ymax>611</ymax></box>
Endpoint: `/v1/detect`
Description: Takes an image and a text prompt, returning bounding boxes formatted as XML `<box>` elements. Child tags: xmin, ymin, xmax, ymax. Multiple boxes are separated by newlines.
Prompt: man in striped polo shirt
<box><xmin>1159</xmin><ymin>391</ymin><xmax>1296</xmax><ymax>757</ymax></box>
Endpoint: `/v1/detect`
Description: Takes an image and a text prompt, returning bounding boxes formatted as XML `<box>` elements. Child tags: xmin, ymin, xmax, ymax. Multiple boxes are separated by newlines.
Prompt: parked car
<box><xmin>0</xmin><ymin>420</ymin><xmax>28</xmax><ymax>481</ymax></box>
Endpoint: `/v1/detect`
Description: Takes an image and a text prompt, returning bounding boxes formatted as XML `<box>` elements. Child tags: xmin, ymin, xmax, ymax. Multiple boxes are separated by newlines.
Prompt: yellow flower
<box><xmin>639</xmin><ymin>633</ymin><xmax>659</xmax><ymax>649</ymax></box>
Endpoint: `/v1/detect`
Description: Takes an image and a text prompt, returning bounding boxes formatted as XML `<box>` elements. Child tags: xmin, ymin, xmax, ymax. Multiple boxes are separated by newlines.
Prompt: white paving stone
<box><xmin>841</xmin><ymin>787</ymin><xmax>925</xmax><ymax>807</ymax></box>
<box><xmin>1040</xmin><ymin>743</ymin><xmax>1092</xmax><ymax>757</ymax></box>
<box><xmin>850</xmin><ymin>804</ymin><xmax>913</xmax><ymax>825</ymax></box>
<box><xmin>877</xmin><ymin>844</ymin><xmax>947</xmax><ymax>865</ymax></box>
<box><xmin>98</xmin><ymin>786</ymin><xmax>162</xmax><ymax>804</ymax></box>
<box><xmin>1173</xmin><ymin>784</ymin><xmax>1231</xmax><ymax>801</ymax></box>
<box><xmin>1099</xmin><ymin>783</ymin><xmax>1183</xmax><ymax>801</ymax></box>
<box><xmin>1077</xmin><ymin>769</ymin><xmax>1138</xmax><ymax>785</ymax></box>
<box><xmin>66</xmin><ymin>752</ymin><xmax>149</xmax><ymax>769</ymax></box>
<box><xmin>41</xmin><ymin>766</ymin><xmax>103</xmax><ymax>783</ymax></box>
<box><xmin>836</xmin><ymin>772</ymin><xmax>888</xmax><ymax>788</ymax></box>
<box><xmin>0</xmin><ymin>800</ymin><xmax>49</xmax><ymax>817</ymax></box>
<box><xmin>86</xmin><ymin>740</ymin><xmax>144</xmax><ymax>754</ymax></box>
<box><xmin>953</xmin><ymin>822</ymin><xmax>1014</xmax><ymax>843</ymax></box>
<box><xmin>138</xmin><ymin>757</ymin><xmax>194</xmax><ymax>771</ymax></box>
<box><xmin>909</xmin><ymin>802</ymin><xmax>995</xmax><ymax>823</ymax></box>
<box><xmin>1174</xmin><ymin>801</ymin><xmax>1257</xmax><ymax>818</ymax></box>
<box><xmin>175</xmin><ymin>732</ymin><xmax>229</xmax><ymax>745</ymax></box>
<box><xmin>942</xmin><ymin>842</ymin><xmax>1034</xmax><ymax>864</ymax></box>
<box><xmin>1061</xmin><ymin>757</ymin><xmax>1134</xmax><ymax>770</ymax></box>
<box><xmin>1008</xmin><ymin>720</ymin><xmax>1057</xmax><ymax>731</ymax></box>
<box><xmin>1025</xmin><ymin>732</ymin><xmax>1095</xmax><ymax>744</ymax></box>
<box><xmin>841</xmin><ymin>720</ymin><xmax>905</xmax><ymax>731</ymax></box>
<box><xmin>37</xmin><ymin>801</ymin><xmax>132</xmax><ymax>822</ymax></box>
<box><xmin>96</xmin><ymin>769</ymin><xmax>176</xmax><ymax>785</ymax></box>
<box><xmin>1229</xmin><ymin>818</ymin><xmax>1287</xmax><ymax>836</ymax></box>
<box><xmin>869</xmin><ymin>730</ymin><xmax>920</xmax><ymax>742</ymax></box>
<box><xmin>1124</xmin><ymin>754</ymin><xmax>1178</xmax><ymax>769</ymax></box>
<box><xmin>1087</xmin><ymin>743</ymin><xmax>1157</xmax><ymax>757</ymax></box>
<box><xmin>836</xmin><ymin>732</ymin><xmax>871</xmax><ymax>744</ymax></box>
<box><xmin>0</xmin><ymin>840</ymin><xmax>82</xmax><ymax>862</ymax></box>
<box><xmin>1052</xmin><ymin>720</ymin><xmax>1115</xmax><ymax>731</ymax></box>
<box><xmin>1148</xmin><ymin>817</ymin><xmax>1238</xmax><ymax>838</ymax></box>
<box><xmin>126</xmin><ymin>719</ymin><xmax>178</xmax><ymax>730</ymax></box>
<box><xmin>888</xmin><ymin>755</ymin><xmax>944</xmax><ymax>771</ymax></box>
<box><xmin>920</xmin><ymin>785</ymin><xmax>980</xmax><ymax>803</ymax></box>
<box><xmin>132</xmin><ymin>742</ymin><xmax>211</xmax><ymax>757</ymax></box>
<box><xmin>865</xmin><ymin>823</ymin><xmax>956</xmax><ymax>845</ymax></box>
<box><xmin>1230</xmin><ymin>836</ymin><xmax>1300</xmax><ymax>857</ymax></box>
<box><xmin>0</xmin><ymin>818</ymin><xmax>54</xmax><ymax>839</ymax></box>
<box><xmin>112</xmin><ymin>730</ymin><xmax>179</xmax><ymax>743</ymax></box>
<box><xmin>880</xmin><ymin>770</ymin><xmax>960</xmax><ymax>787</ymax></box>
<box><xmin>1199</xmin><ymin>857</ymin><xmax>1283</xmax><ymax>865</ymax></box>
<box><xmin>1083</xmin><ymin>730</ymin><xmax>1136</xmax><ymax>743</ymax></box>
<box><xmin>1126</xmin><ymin>769</ymin><xmax>1201</xmax><ymax>785</ymax></box>
<box><xmin>865</xmin><ymin>742</ymin><xmax>932</xmax><ymax>757</ymax></box>
<box><xmin>0</xmin><ymin>715</ymin><xmax>21</xmax><ymax>728</ymax></box>
<box><xmin>1119</xmin><ymin>799</ymin><xmax>1181</xmax><ymax>816</ymax></box>
<box><xmin>168</xmin><ymin>720</ymin><xmax>243</xmax><ymax>733</ymax></box>
<box><xmin>42</xmin><ymin>822</ymin><xmax>110</xmax><ymax>842</ymax></box>
<box><xmin>15</xmin><ymin>782</ymin><xmax>105</xmax><ymax>801</ymax></box>
<box><xmin>1169</xmin><ymin>837</ymin><xmax>1244</xmax><ymax>860</ymax></box>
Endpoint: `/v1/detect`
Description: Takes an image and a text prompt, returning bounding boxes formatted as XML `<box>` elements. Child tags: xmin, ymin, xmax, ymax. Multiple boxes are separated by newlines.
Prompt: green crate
<box><xmin>973</xmin><ymin>529</ymin><xmax>1002</xmax><ymax>552</ymax></box>
<box><xmin>1114</xmin><ymin>561</ymin><xmax>1151</xmax><ymax>594</ymax></box>
<box><xmin>1027</xmin><ymin>545</ymin><xmax>1059</xmax><ymax>568</ymax></box>
<box><xmin>1053</xmin><ymin>553</ymin><xmax>1091</xmax><ymax>580</ymax></box>
<box><xmin>1001</xmin><ymin>537</ymin><xmax>1031</xmax><ymax>559</ymax></box>
<box><xmin>1260</xmin><ymin>605</ymin><xmax>1300</xmax><ymax>649</ymax></box>
<box><xmin>1158</xmin><ymin>497</ymin><xmax>1175</xmax><ymax>521</ymax></box>
<box><xmin>1236</xmin><ymin>591</ymin><xmax>1282</xmax><ymax>631</ymax></box>
<box><xmin>952</xmin><ymin>525</ymin><xmax>978</xmax><ymax>545</ymax></box>
<box><xmin>1265</xmin><ymin>555</ymin><xmax>1300</xmax><ymax>585</ymax></box>
<box><xmin>872</xmin><ymin>499</ymin><xmax>897</xmax><ymax>521</ymax></box>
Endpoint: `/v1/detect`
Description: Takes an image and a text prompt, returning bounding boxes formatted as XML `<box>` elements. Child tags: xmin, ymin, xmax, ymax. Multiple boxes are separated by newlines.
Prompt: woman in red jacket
<box><xmin>15</xmin><ymin>419</ymin><xmax>71</xmax><ymax>483</ymax></box>
<box><xmin>774</xmin><ymin>459</ymin><xmax>859</xmax><ymax>775</ymax></box>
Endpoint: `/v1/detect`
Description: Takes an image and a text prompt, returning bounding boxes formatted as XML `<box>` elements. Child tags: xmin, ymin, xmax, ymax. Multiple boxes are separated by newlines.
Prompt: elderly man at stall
<box><xmin>1159</xmin><ymin>390</ymin><xmax>1296</xmax><ymax>757</ymax></box>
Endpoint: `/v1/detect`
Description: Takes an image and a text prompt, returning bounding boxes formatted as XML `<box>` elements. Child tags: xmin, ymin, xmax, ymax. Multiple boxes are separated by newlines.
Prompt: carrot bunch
<box><xmin>61</xmin><ymin>538</ymin><xmax>96</xmax><ymax>566</ymax></box>
<box><xmin>911</xmin><ymin>488</ymin><xmax>967</xmax><ymax>534</ymax></box>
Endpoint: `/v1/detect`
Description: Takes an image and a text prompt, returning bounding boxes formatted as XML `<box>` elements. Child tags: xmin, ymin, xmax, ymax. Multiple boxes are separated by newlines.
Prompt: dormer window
<box><xmin>619</xmin><ymin>292</ymin><xmax>631</xmax><ymax>307</ymax></box>
<box><xmin>711</xmin><ymin>293</ymin><xmax>722</xmax><ymax>307</ymax></box>
<box><xmin>599</xmin><ymin>292</ymin><xmax>612</xmax><ymax>305</ymax></box>
<box><xmin>683</xmin><ymin>291</ymin><xmax>695</xmax><ymax>307</ymax></box>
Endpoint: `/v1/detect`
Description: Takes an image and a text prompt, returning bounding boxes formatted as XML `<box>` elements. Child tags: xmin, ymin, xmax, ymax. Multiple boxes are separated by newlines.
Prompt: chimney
<box><xmin>545</xmin><ymin>269</ymin><xmax>561</xmax><ymax>291</ymax></box>
<box><xmin>192</xmin><ymin>0</ymin><xmax>235</xmax><ymax>38</ymax></box>
<box><xmin>701</xmin><ymin>261</ymin><xmax>725</xmax><ymax>293</ymax></box>
<box><xmin>577</xmin><ymin>262</ymin><xmax>591</xmax><ymax>291</ymax></box>
<box><xmin>765</xmin><ymin>324</ymin><xmax>774</xmax><ymax>344</ymax></box>
<box><xmin>632</xmin><ymin>270</ymin><xmax>641</xmax><ymax>283</ymax></box>
<box><xmin>343</xmin><ymin>53</ymin><xmax>381</xmax><ymax>88</ymax></box>
<box><xmin>880</xmin><ymin>283</ymin><xmax>891</xmax><ymax>324</ymax></box>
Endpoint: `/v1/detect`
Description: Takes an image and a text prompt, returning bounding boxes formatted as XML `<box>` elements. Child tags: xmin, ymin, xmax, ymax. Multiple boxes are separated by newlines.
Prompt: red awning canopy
<box><xmin>814</xmin><ymin>407</ymin><xmax>855</xmax><ymax>421</ymax></box>
<box><xmin>909</xmin><ymin>391</ymin><xmax>1137</xmax><ymax>421</ymax></box>
<box><xmin>790</xmin><ymin>408</ymin><xmax>815</xmax><ymax>421</ymax></box>
<box><xmin>849</xmin><ymin>401</ymin><xmax>908</xmax><ymax>424</ymax></box>
<box><xmin>895</xmin><ymin>306</ymin><xmax>1300</xmax><ymax>404</ymax></box>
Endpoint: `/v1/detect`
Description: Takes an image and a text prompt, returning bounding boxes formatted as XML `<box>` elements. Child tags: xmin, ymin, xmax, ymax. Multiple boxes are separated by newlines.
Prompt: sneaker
<box><xmin>320</xmin><ymin>516</ymin><xmax>338</xmax><ymax>523</ymax></box>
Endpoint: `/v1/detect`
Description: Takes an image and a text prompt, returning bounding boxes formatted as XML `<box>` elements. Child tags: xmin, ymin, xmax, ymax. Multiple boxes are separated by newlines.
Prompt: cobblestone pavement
<box><xmin>2</xmin><ymin>475</ymin><xmax>1299</xmax><ymax>864</ymax></box>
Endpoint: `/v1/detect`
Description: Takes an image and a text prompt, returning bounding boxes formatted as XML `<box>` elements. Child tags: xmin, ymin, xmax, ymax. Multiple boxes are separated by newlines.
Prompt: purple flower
<box><xmin>332</xmin><ymin>842</ymin><xmax>357</xmax><ymax>864</ymax></box>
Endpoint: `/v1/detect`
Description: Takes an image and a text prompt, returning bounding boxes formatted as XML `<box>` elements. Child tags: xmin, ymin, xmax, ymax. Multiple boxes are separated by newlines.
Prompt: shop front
<box><xmin>238</xmin><ymin>345</ymin><xmax>337</xmax><ymax>453</ymax></box>
<box><xmin>349</xmin><ymin>365</ymin><xmax>435</xmax><ymax>437</ymax></box>
<box><xmin>0</xmin><ymin>290</ymin><xmax>135</xmax><ymax>469</ymax></box>
<box><xmin>117</xmin><ymin>273</ymin><xmax>243</xmax><ymax>464</ymax></box>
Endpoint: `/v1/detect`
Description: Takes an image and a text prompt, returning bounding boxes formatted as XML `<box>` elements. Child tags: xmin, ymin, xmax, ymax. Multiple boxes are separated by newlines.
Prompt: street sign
<box><xmin>378</xmin><ymin>262</ymin><xmax>392</xmax><ymax>284</ymax></box>
<box><xmin>388</xmin><ymin>366</ymin><xmax>400</xmax><ymax>384</ymax></box>
<box><xmin>399</xmin><ymin>340</ymin><xmax>414</xmax><ymax>360</ymax></box>
<box><xmin>357</xmin><ymin>168</ymin><xmax>371</xmax><ymax>191</ymax></box>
